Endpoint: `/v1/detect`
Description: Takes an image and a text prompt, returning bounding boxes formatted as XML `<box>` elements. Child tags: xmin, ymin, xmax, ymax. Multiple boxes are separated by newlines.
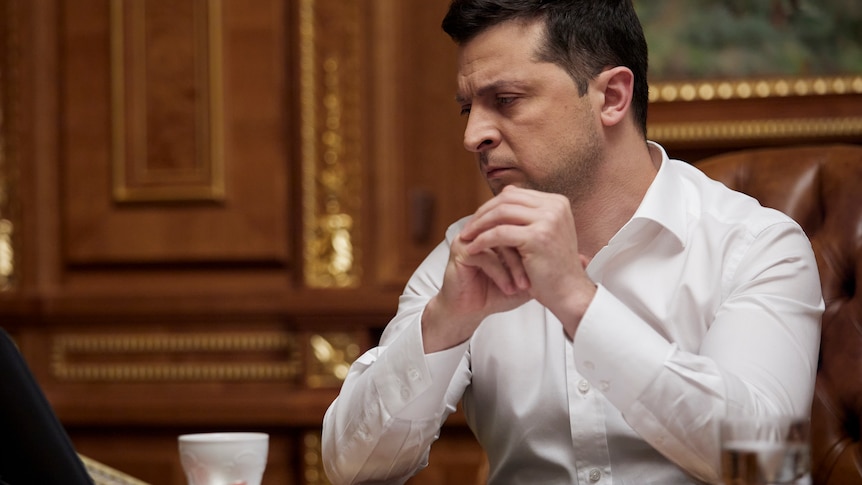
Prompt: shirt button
<box><xmin>400</xmin><ymin>386</ymin><xmax>411</xmax><ymax>400</ymax></box>
<box><xmin>578</xmin><ymin>379</ymin><xmax>590</xmax><ymax>394</ymax></box>
<box><xmin>407</xmin><ymin>367</ymin><xmax>421</xmax><ymax>381</ymax></box>
<box><xmin>589</xmin><ymin>468</ymin><xmax>602</xmax><ymax>482</ymax></box>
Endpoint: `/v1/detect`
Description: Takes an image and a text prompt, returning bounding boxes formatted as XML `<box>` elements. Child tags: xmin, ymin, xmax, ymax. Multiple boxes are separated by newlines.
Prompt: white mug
<box><xmin>178</xmin><ymin>432</ymin><xmax>269</xmax><ymax>485</ymax></box>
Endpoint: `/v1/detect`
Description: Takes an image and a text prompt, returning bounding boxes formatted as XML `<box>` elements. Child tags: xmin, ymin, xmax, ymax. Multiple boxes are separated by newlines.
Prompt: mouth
<box><xmin>485</xmin><ymin>166</ymin><xmax>511</xmax><ymax>178</ymax></box>
<box><xmin>479</xmin><ymin>155</ymin><xmax>514</xmax><ymax>179</ymax></box>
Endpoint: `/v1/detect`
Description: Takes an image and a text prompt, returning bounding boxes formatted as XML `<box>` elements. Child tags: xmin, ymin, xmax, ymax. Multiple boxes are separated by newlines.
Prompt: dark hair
<box><xmin>442</xmin><ymin>0</ymin><xmax>649</xmax><ymax>136</ymax></box>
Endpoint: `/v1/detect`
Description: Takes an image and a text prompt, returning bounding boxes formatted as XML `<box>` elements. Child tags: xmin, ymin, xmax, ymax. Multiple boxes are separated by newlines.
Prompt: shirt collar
<box><xmin>627</xmin><ymin>141</ymin><xmax>688</xmax><ymax>248</ymax></box>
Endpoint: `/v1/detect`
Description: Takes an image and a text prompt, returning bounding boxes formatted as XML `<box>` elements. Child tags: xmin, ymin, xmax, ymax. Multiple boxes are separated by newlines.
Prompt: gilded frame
<box><xmin>647</xmin><ymin>76</ymin><xmax>862</xmax><ymax>144</ymax></box>
<box><xmin>638</xmin><ymin>1</ymin><xmax>862</xmax><ymax>145</ymax></box>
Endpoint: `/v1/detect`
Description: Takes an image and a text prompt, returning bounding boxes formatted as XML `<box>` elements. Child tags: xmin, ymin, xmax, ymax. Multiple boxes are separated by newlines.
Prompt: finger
<box><xmin>461</xmin><ymin>187</ymin><xmax>543</xmax><ymax>240</ymax></box>
<box><xmin>464</xmin><ymin>221</ymin><xmax>535</xmax><ymax>258</ymax></box>
<box><xmin>460</xmin><ymin>203</ymin><xmax>539</xmax><ymax>244</ymax></box>
<box><xmin>496</xmin><ymin>246</ymin><xmax>530</xmax><ymax>290</ymax></box>
<box><xmin>464</xmin><ymin>249</ymin><xmax>519</xmax><ymax>295</ymax></box>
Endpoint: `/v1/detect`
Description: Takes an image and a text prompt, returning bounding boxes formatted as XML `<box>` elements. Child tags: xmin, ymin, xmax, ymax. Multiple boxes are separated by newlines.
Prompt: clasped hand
<box><xmin>424</xmin><ymin>185</ymin><xmax>596</xmax><ymax>351</ymax></box>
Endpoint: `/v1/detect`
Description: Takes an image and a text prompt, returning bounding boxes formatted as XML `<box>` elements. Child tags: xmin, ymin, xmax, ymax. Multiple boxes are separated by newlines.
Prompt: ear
<box><xmin>594</xmin><ymin>66</ymin><xmax>634</xmax><ymax>128</ymax></box>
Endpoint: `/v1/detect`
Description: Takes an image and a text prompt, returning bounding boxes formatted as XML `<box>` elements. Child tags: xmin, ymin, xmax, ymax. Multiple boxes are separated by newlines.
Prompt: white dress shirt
<box><xmin>322</xmin><ymin>142</ymin><xmax>824</xmax><ymax>485</ymax></box>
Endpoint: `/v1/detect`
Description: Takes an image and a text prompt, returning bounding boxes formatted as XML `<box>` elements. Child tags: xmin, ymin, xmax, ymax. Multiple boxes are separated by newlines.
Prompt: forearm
<box><xmin>322</xmin><ymin>315</ymin><xmax>469</xmax><ymax>484</ymax></box>
<box><xmin>575</xmin><ymin>248</ymin><xmax>822</xmax><ymax>483</ymax></box>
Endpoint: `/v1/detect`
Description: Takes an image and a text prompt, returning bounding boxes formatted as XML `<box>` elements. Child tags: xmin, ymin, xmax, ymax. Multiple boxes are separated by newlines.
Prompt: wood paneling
<box><xmin>1</xmin><ymin>0</ymin><xmax>859</xmax><ymax>484</ymax></box>
<box><xmin>111</xmin><ymin>0</ymin><xmax>224</xmax><ymax>202</ymax></box>
<box><xmin>61</xmin><ymin>0</ymin><xmax>290</xmax><ymax>267</ymax></box>
<box><xmin>370</xmin><ymin>0</ymin><xmax>488</xmax><ymax>288</ymax></box>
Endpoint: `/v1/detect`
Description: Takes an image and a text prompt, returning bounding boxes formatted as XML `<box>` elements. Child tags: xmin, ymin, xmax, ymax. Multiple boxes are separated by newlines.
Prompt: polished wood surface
<box><xmin>1</xmin><ymin>0</ymin><xmax>859</xmax><ymax>483</ymax></box>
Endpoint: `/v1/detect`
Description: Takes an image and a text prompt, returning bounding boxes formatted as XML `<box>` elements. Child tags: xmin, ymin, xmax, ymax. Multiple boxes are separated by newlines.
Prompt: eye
<box><xmin>460</xmin><ymin>105</ymin><xmax>471</xmax><ymax>116</ymax></box>
<box><xmin>496</xmin><ymin>96</ymin><xmax>516</xmax><ymax>106</ymax></box>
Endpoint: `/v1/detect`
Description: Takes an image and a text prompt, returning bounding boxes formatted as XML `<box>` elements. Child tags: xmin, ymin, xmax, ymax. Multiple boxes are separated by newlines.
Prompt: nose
<box><xmin>463</xmin><ymin>108</ymin><xmax>500</xmax><ymax>153</ymax></box>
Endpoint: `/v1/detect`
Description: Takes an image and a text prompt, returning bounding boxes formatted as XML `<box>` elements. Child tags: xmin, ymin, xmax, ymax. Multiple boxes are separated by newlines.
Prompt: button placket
<box><xmin>407</xmin><ymin>367</ymin><xmax>421</xmax><ymax>381</ymax></box>
<box><xmin>562</xmin><ymin>310</ymin><xmax>612</xmax><ymax>485</ymax></box>
<box><xmin>578</xmin><ymin>379</ymin><xmax>591</xmax><ymax>394</ymax></box>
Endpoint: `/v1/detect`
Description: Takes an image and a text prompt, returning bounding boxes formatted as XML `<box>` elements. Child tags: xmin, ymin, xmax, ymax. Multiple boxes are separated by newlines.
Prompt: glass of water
<box><xmin>720</xmin><ymin>415</ymin><xmax>811</xmax><ymax>485</ymax></box>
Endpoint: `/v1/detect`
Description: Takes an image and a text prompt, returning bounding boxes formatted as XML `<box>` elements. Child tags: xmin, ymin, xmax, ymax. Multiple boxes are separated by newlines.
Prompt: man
<box><xmin>322</xmin><ymin>1</ymin><xmax>823</xmax><ymax>483</ymax></box>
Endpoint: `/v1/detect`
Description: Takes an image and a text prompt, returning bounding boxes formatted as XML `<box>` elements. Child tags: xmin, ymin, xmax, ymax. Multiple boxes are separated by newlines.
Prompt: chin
<box><xmin>487</xmin><ymin>181</ymin><xmax>508</xmax><ymax>196</ymax></box>
<box><xmin>489</xmin><ymin>180</ymin><xmax>532</xmax><ymax>196</ymax></box>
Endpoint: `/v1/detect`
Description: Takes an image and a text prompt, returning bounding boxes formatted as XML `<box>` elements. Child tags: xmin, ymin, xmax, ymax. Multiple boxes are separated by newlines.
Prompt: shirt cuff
<box><xmin>573</xmin><ymin>284</ymin><xmax>674</xmax><ymax>410</ymax></box>
<box><xmin>375</xmin><ymin>314</ymin><xmax>469</xmax><ymax>420</ymax></box>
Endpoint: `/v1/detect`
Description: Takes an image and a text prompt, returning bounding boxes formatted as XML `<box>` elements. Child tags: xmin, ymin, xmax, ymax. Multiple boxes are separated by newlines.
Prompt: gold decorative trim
<box><xmin>648</xmin><ymin>117</ymin><xmax>862</xmax><ymax>144</ymax></box>
<box><xmin>302</xmin><ymin>431</ymin><xmax>330</xmax><ymax>485</ymax></box>
<box><xmin>300</xmin><ymin>0</ymin><xmax>363</xmax><ymax>288</ymax></box>
<box><xmin>0</xmin><ymin>0</ymin><xmax>18</xmax><ymax>292</ymax></box>
<box><xmin>110</xmin><ymin>0</ymin><xmax>225</xmax><ymax>202</ymax></box>
<box><xmin>306</xmin><ymin>332</ymin><xmax>361</xmax><ymax>389</ymax></box>
<box><xmin>649</xmin><ymin>75</ymin><xmax>862</xmax><ymax>103</ymax></box>
<box><xmin>0</xmin><ymin>219</ymin><xmax>13</xmax><ymax>289</ymax></box>
<box><xmin>51</xmin><ymin>332</ymin><xmax>301</xmax><ymax>382</ymax></box>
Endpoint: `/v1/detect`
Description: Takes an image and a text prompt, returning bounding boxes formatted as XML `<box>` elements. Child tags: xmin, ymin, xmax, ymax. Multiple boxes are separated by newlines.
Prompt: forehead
<box><xmin>456</xmin><ymin>19</ymin><xmax>548</xmax><ymax>94</ymax></box>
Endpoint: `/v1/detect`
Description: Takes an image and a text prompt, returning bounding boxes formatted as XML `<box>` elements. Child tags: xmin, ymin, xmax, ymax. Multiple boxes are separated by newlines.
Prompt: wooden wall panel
<box><xmin>370</xmin><ymin>0</ymin><xmax>488</xmax><ymax>288</ymax></box>
<box><xmin>2</xmin><ymin>0</ymin><xmax>858</xmax><ymax>484</ymax></box>
<box><xmin>112</xmin><ymin>0</ymin><xmax>223</xmax><ymax>202</ymax></box>
<box><xmin>13</xmin><ymin>317</ymin><xmax>379</xmax><ymax>484</ymax></box>
<box><xmin>61</xmin><ymin>0</ymin><xmax>290</xmax><ymax>266</ymax></box>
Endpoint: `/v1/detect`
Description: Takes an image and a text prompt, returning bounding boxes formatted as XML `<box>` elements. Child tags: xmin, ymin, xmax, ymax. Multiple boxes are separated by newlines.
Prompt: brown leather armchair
<box><xmin>696</xmin><ymin>144</ymin><xmax>862</xmax><ymax>485</ymax></box>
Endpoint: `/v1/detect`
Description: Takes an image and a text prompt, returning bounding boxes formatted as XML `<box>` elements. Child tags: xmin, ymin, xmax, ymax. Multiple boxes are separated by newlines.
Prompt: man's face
<box><xmin>455</xmin><ymin>19</ymin><xmax>603</xmax><ymax>200</ymax></box>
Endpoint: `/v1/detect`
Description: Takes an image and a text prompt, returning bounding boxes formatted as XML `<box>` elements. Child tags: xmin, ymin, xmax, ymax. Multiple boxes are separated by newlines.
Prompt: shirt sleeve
<box><xmin>321</xmin><ymin>231</ymin><xmax>472</xmax><ymax>484</ymax></box>
<box><xmin>573</xmin><ymin>220</ymin><xmax>824</xmax><ymax>482</ymax></box>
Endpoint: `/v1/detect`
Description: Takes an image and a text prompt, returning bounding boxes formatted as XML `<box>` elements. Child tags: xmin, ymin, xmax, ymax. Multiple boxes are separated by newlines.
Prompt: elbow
<box><xmin>322</xmin><ymin>437</ymin><xmax>356</xmax><ymax>485</ymax></box>
<box><xmin>321</xmin><ymin>416</ymin><xmax>356</xmax><ymax>485</ymax></box>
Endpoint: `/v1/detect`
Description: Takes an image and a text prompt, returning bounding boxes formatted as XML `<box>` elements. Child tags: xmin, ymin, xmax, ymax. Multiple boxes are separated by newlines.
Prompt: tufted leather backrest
<box><xmin>695</xmin><ymin>144</ymin><xmax>862</xmax><ymax>485</ymax></box>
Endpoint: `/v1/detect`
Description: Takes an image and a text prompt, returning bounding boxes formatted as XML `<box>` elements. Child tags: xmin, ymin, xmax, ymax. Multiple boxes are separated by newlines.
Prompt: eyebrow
<box><xmin>455</xmin><ymin>80</ymin><xmax>531</xmax><ymax>105</ymax></box>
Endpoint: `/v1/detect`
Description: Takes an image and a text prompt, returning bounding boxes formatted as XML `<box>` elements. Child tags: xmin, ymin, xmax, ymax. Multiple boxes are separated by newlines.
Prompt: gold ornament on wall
<box><xmin>51</xmin><ymin>332</ymin><xmax>301</xmax><ymax>382</ymax></box>
<box><xmin>300</xmin><ymin>0</ymin><xmax>364</xmax><ymax>288</ymax></box>
<box><xmin>0</xmin><ymin>0</ymin><xmax>17</xmax><ymax>292</ymax></box>
<box><xmin>307</xmin><ymin>332</ymin><xmax>361</xmax><ymax>389</ymax></box>
<box><xmin>303</xmin><ymin>432</ymin><xmax>331</xmax><ymax>485</ymax></box>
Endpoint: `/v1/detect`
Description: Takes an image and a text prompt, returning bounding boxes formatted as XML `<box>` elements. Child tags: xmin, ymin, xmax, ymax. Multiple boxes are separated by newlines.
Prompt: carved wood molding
<box><xmin>49</xmin><ymin>330</ymin><xmax>362</xmax><ymax>386</ymax></box>
<box><xmin>299</xmin><ymin>0</ymin><xmax>364</xmax><ymax>289</ymax></box>
<box><xmin>648</xmin><ymin>117</ymin><xmax>862</xmax><ymax>144</ymax></box>
<box><xmin>51</xmin><ymin>331</ymin><xmax>302</xmax><ymax>381</ymax></box>
<box><xmin>110</xmin><ymin>0</ymin><xmax>225</xmax><ymax>203</ymax></box>
<box><xmin>648</xmin><ymin>75</ymin><xmax>862</xmax><ymax>143</ymax></box>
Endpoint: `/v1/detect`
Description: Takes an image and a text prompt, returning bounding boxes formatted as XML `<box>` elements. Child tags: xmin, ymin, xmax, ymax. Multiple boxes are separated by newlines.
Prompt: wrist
<box><xmin>559</xmin><ymin>282</ymin><xmax>598</xmax><ymax>340</ymax></box>
<box><xmin>421</xmin><ymin>295</ymin><xmax>480</xmax><ymax>353</ymax></box>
